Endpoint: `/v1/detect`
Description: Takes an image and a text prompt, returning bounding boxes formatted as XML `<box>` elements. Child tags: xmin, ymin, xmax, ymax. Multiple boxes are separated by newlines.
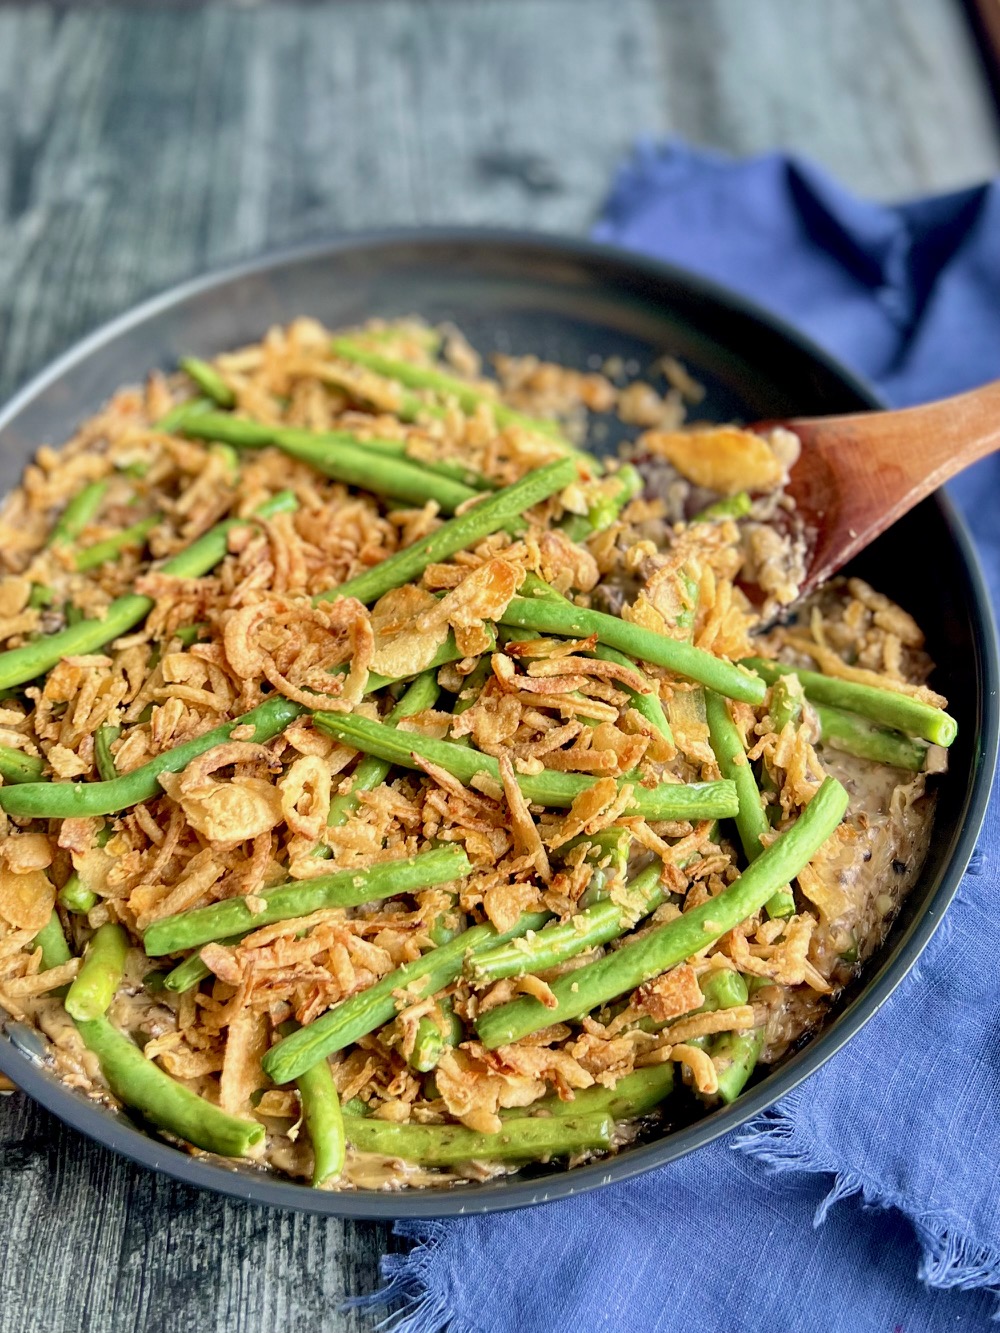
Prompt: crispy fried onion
<box><xmin>159</xmin><ymin>742</ymin><xmax>284</xmax><ymax>843</ymax></box>
<box><xmin>223</xmin><ymin>593</ymin><xmax>373</xmax><ymax>708</ymax></box>
<box><xmin>415</xmin><ymin>557</ymin><xmax>522</xmax><ymax>656</ymax></box>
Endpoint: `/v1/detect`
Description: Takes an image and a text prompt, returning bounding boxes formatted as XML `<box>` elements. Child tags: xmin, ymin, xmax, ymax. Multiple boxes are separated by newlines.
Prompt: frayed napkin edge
<box><xmin>736</xmin><ymin>1106</ymin><xmax>1000</xmax><ymax>1316</ymax></box>
<box><xmin>344</xmin><ymin>1221</ymin><xmax>476</xmax><ymax>1333</ymax></box>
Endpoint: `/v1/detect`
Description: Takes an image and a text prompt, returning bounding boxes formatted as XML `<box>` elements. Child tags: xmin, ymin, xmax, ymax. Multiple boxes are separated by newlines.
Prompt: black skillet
<box><xmin>0</xmin><ymin>232</ymin><xmax>995</xmax><ymax>1220</ymax></box>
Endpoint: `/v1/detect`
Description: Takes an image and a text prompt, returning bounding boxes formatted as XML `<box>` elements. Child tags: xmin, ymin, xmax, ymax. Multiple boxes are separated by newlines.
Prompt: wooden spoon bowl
<box><xmin>766</xmin><ymin>380</ymin><xmax>1000</xmax><ymax>596</ymax></box>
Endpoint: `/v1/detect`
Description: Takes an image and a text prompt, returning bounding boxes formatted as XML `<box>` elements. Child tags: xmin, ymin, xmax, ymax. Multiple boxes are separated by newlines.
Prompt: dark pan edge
<box><xmin>0</xmin><ymin>229</ymin><xmax>996</xmax><ymax>1221</ymax></box>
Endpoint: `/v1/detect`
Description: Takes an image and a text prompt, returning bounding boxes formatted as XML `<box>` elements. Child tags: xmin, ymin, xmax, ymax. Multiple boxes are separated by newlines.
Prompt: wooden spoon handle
<box><xmin>781</xmin><ymin>378</ymin><xmax>1000</xmax><ymax>589</ymax></box>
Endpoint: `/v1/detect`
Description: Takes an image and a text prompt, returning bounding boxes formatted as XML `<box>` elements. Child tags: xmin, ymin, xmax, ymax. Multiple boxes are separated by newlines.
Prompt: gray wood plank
<box><xmin>0</xmin><ymin>1088</ymin><xmax>397</xmax><ymax>1333</ymax></box>
<box><xmin>0</xmin><ymin>3</ymin><xmax>997</xmax><ymax>1330</ymax></box>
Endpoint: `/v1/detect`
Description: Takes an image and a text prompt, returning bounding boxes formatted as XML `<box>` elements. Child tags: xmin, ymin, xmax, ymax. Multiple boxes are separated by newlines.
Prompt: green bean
<box><xmin>742</xmin><ymin>657</ymin><xmax>957</xmax><ymax>747</ymax></box>
<box><xmin>27</xmin><ymin>584</ymin><xmax>55</xmax><ymax>609</ymax></box>
<box><xmin>64</xmin><ymin>923</ymin><xmax>129</xmax><ymax>1021</ymax></box>
<box><xmin>330</xmin><ymin>338</ymin><xmax>569</xmax><ymax>444</ymax></box>
<box><xmin>692</xmin><ymin>492</ymin><xmax>752</xmax><ymax>523</ymax></box>
<box><xmin>426</xmin><ymin>895</ymin><xmax>464</xmax><ymax>946</ymax></box>
<box><xmin>709</xmin><ymin>977</ymin><xmax>769</xmax><ymax>1103</ymax></box>
<box><xmin>177</xmin><ymin>412</ymin><xmax>477</xmax><ymax>513</ymax></box>
<box><xmin>325</xmin><ymin>670</ymin><xmax>441</xmax><ymax>831</ymax></box>
<box><xmin>475</xmin><ymin>775</ymin><xmax>848</xmax><ymax>1048</ymax></box>
<box><xmin>94</xmin><ymin>725</ymin><xmax>121</xmax><ymax>782</ymax></box>
<box><xmin>58</xmin><ymin>873</ymin><xmax>98</xmax><ymax>915</ymax></box>
<box><xmin>155</xmin><ymin>397</ymin><xmax>214</xmax><ymax>433</ymax></box>
<box><xmin>524</xmin><ymin>1064</ymin><xmax>675</xmax><ymax>1121</ymax></box>
<box><xmin>0</xmin><ymin>627</ymin><xmax>493</xmax><ymax>820</ymax></box>
<box><xmin>341</xmin><ymin>1110</ymin><xmax>612</xmax><ymax>1165</ymax></box>
<box><xmin>144</xmin><ymin>844</ymin><xmax>470</xmax><ymax>956</ymax></box>
<box><xmin>74</xmin><ymin>515</ymin><xmax>160</xmax><ymax>572</ymax></box>
<box><xmin>705</xmin><ymin>690</ymin><xmax>768</xmax><ymax>864</ymax></box>
<box><xmin>33</xmin><ymin>910</ymin><xmax>72</xmax><ymax>971</ymax></box>
<box><xmin>769</xmin><ymin>675</ymin><xmax>804</xmax><ymax>735</ymax></box>
<box><xmin>576</xmin><ymin>825</ymin><xmax>632</xmax><ymax>907</ymax></box>
<box><xmin>705</xmin><ymin>689</ymin><xmax>791</xmax><ymax>920</ymax></box>
<box><xmin>75</xmin><ymin>1015</ymin><xmax>263</xmax><ymax>1157</ymax></box>
<box><xmin>759</xmin><ymin>675</ymin><xmax>803</xmax><ymax>831</ymax></box>
<box><xmin>712</xmin><ymin>1025</ymin><xmax>765</xmax><ymax>1103</ymax></box>
<box><xmin>593</xmin><ymin>643</ymin><xmax>673</xmax><ymax>745</ymax></box>
<box><xmin>628</xmin><ymin>966</ymin><xmax>751</xmax><ymax>1037</ymax></box>
<box><xmin>316</xmin><ymin>458</ymin><xmax>578</xmax><ymax>607</ymax></box>
<box><xmin>561</xmin><ymin>464</ymin><xmax>643</xmax><ymax>541</ymax></box>
<box><xmin>0</xmin><ymin>746</ymin><xmax>45</xmax><ymax>784</ymax></box>
<box><xmin>0</xmin><ymin>490</ymin><xmax>298</xmax><ymax>693</ymax></box>
<box><xmin>48</xmin><ymin>479</ymin><xmax>110</xmax><ymax>547</ymax></box>
<box><xmin>0</xmin><ymin>695</ymin><xmax>304</xmax><ymax>819</ymax></box>
<box><xmin>502</xmin><ymin>580</ymin><xmax>766</xmax><ymax>705</ymax></box>
<box><xmin>407</xmin><ymin>999</ymin><xmax>464</xmax><ymax>1073</ymax></box>
<box><xmin>814</xmin><ymin>702</ymin><xmax>930</xmax><ymax>771</ymax></box>
<box><xmin>276</xmin><ymin>1021</ymin><xmax>345</xmax><ymax>1186</ymax></box>
<box><xmin>262</xmin><ymin>912</ymin><xmax>551</xmax><ymax>1084</ymax></box>
<box><xmin>452</xmin><ymin>656</ymin><xmax>491</xmax><ymax>718</ymax></box>
<box><xmin>171</xmin><ymin>623</ymin><xmax>209</xmax><ymax>648</ymax></box>
<box><xmin>312</xmin><ymin>711</ymin><xmax>739</xmax><ymax>821</ymax></box>
<box><xmin>468</xmin><ymin>863</ymin><xmax>663</xmax><ymax>984</ymax></box>
<box><xmin>179</xmin><ymin>356</ymin><xmax>235</xmax><ymax>408</ymax></box>
<box><xmin>162</xmin><ymin>934</ymin><xmax>248</xmax><ymax>993</ymax></box>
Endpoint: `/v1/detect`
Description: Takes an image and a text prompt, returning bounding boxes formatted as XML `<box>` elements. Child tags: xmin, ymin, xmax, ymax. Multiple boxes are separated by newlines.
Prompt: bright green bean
<box><xmin>262</xmin><ymin>912</ymin><xmax>551</xmax><ymax>1084</ymax></box>
<box><xmin>74</xmin><ymin>515</ymin><xmax>160</xmax><ymax>572</ymax></box>
<box><xmin>179</xmin><ymin>356</ymin><xmax>235</xmax><ymax>407</ymax></box>
<box><xmin>155</xmin><ymin>397</ymin><xmax>214</xmax><ymax>433</ymax></box>
<box><xmin>0</xmin><ymin>696</ymin><xmax>304</xmax><ymax>819</ymax></box>
<box><xmin>64</xmin><ymin>923</ymin><xmax>129</xmax><ymax>1021</ymax></box>
<box><xmin>316</xmin><ymin>458</ymin><xmax>577</xmax><ymax>607</ymax></box>
<box><xmin>162</xmin><ymin>934</ymin><xmax>247</xmax><ymax>993</ymax></box>
<box><xmin>692</xmin><ymin>492</ymin><xmax>752</xmax><ymax>523</ymax></box>
<box><xmin>276</xmin><ymin>1021</ymin><xmax>345</xmax><ymax>1186</ymax></box>
<box><xmin>562</xmin><ymin>465</ymin><xmax>643</xmax><ymax>541</ymax></box>
<box><xmin>341</xmin><ymin>1111</ymin><xmax>612</xmax><ymax>1165</ymax></box>
<box><xmin>75</xmin><ymin>1015</ymin><xmax>263</xmax><ymax>1157</ymax></box>
<box><xmin>144</xmin><ymin>844</ymin><xmax>470</xmax><ymax>956</ymax></box>
<box><xmin>742</xmin><ymin>657</ymin><xmax>957</xmax><ymax>747</ymax></box>
<box><xmin>0</xmin><ymin>490</ymin><xmax>298</xmax><ymax>693</ymax></box>
<box><xmin>814</xmin><ymin>702</ymin><xmax>930</xmax><ymax>771</ymax></box>
<box><xmin>49</xmin><ymin>479</ymin><xmax>110</xmax><ymax>547</ymax></box>
<box><xmin>177</xmin><ymin>412</ymin><xmax>477</xmax><ymax>512</ymax></box>
<box><xmin>592</xmin><ymin>643</ymin><xmax>673</xmax><ymax>745</ymax></box>
<box><xmin>330</xmin><ymin>338</ymin><xmax>569</xmax><ymax>443</ymax></box>
<box><xmin>94</xmin><ymin>725</ymin><xmax>121</xmax><ymax>782</ymax></box>
<box><xmin>705</xmin><ymin>689</ymin><xmax>791</xmax><ymax>920</ymax></box>
<box><xmin>502</xmin><ymin>580</ymin><xmax>766</xmax><ymax>705</ymax></box>
<box><xmin>325</xmin><ymin>670</ymin><xmax>441</xmax><ymax>831</ymax></box>
<box><xmin>58</xmin><ymin>873</ymin><xmax>98</xmax><ymax>915</ymax></box>
<box><xmin>407</xmin><ymin>999</ymin><xmax>464</xmax><ymax>1074</ymax></box>
<box><xmin>475</xmin><ymin>776</ymin><xmax>848</xmax><ymax>1048</ymax></box>
<box><xmin>311</xmin><ymin>711</ymin><xmax>739</xmax><ymax>821</ymax></box>
<box><xmin>33</xmin><ymin>910</ymin><xmax>72</xmax><ymax>971</ymax></box>
<box><xmin>468</xmin><ymin>863</ymin><xmax>663</xmax><ymax>984</ymax></box>
<box><xmin>0</xmin><ymin>746</ymin><xmax>45</xmax><ymax>784</ymax></box>
<box><xmin>524</xmin><ymin>1064</ymin><xmax>675</xmax><ymax>1121</ymax></box>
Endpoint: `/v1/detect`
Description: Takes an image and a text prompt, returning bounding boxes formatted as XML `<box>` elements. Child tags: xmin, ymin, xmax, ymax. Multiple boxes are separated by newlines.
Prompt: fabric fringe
<box><xmin>736</xmin><ymin>1099</ymin><xmax>1000</xmax><ymax>1317</ymax></box>
<box><xmin>345</xmin><ymin>1220</ymin><xmax>473</xmax><ymax>1333</ymax></box>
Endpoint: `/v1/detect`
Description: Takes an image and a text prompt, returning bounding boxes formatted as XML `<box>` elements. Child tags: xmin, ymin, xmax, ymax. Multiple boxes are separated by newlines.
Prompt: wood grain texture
<box><xmin>0</xmin><ymin>4</ymin><xmax>997</xmax><ymax>1330</ymax></box>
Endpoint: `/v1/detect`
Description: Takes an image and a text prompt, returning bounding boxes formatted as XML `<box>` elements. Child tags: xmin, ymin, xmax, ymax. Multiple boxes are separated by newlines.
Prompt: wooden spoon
<box><xmin>768</xmin><ymin>379</ymin><xmax>1000</xmax><ymax>596</ymax></box>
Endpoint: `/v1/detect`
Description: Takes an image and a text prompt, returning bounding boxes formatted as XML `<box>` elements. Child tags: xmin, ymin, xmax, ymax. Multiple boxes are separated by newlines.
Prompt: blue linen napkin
<box><xmin>368</xmin><ymin>144</ymin><xmax>1000</xmax><ymax>1333</ymax></box>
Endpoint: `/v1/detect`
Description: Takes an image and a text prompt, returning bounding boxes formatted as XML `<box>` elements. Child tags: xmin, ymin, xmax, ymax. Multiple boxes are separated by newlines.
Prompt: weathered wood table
<box><xmin>0</xmin><ymin>3</ymin><xmax>998</xmax><ymax>1329</ymax></box>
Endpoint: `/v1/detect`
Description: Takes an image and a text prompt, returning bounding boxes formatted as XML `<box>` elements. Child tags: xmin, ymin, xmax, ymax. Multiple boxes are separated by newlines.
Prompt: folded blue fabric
<box><xmin>370</xmin><ymin>144</ymin><xmax>1000</xmax><ymax>1333</ymax></box>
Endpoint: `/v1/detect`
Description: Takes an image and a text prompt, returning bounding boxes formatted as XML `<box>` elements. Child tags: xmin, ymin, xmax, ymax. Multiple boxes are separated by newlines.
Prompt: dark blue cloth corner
<box><xmin>366</xmin><ymin>143</ymin><xmax>1000</xmax><ymax>1333</ymax></box>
